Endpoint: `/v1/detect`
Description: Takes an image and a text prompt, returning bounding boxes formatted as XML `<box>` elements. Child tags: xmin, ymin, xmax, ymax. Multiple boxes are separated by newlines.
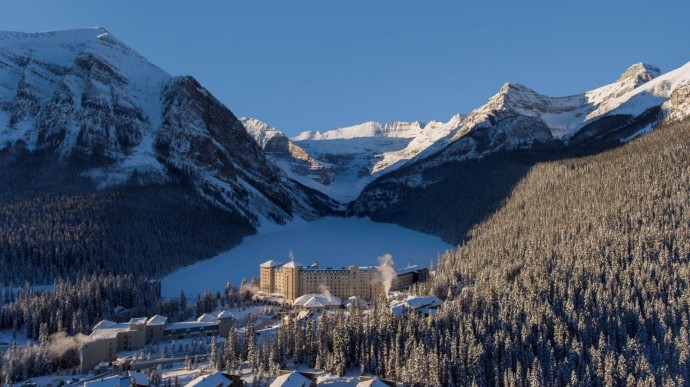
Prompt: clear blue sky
<box><xmin>2</xmin><ymin>1</ymin><xmax>689</xmax><ymax>136</ymax></box>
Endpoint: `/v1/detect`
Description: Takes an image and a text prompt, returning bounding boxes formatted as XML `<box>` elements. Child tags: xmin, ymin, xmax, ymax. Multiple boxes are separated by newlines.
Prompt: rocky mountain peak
<box><xmin>464</xmin><ymin>82</ymin><xmax>547</xmax><ymax>129</ymax></box>
<box><xmin>618</xmin><ymin>62</ymin><xmax>661</xmax><ymax>87</ymax></box>
<box><xmin>489</xmin><ymin>82</ymin><xmax>543</xmax><ymax>111</ymax></box>
<box><xmin>498</xmin><ymin>82</ymin><xmax>534</xmax><ymax>94</ymax></box>
<box><xmin>240</xmin><ymin>117</ymin><xmax>334</xmax><ymax>189</ymax></box>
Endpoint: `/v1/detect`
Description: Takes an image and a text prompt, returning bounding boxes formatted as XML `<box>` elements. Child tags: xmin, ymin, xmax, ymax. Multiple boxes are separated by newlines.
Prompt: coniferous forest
<box><xmin>424</xmin><ymin>115</ymin><xmax>690</xmax><ymax>385</ymax></box>
<box><xmin>0</xmin><ymin>152</ymin><xmax>253</xmax><ymax>284</ymax></box>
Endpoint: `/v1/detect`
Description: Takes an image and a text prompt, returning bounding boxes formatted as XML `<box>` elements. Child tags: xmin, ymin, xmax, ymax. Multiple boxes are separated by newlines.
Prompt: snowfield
<box><xmin>161</xmin><ymin>217</ymin><xmax>451</xmax><ymax>299</ymax></box>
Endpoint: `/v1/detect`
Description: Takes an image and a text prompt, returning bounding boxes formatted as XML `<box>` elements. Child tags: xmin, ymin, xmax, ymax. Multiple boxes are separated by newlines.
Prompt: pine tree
<box><xmin>209</xmin><ymin>336</ymin><xmax>219</xmax><ymax>371</ymax></box>
<box><xmin>224</xmin><ymin>323</ymin><xmax>238</xmax><ymax>373</ymax></box>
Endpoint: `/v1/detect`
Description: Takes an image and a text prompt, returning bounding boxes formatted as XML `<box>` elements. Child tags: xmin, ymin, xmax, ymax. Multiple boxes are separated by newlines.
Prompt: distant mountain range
<box><xmin>242</xmin><ymin>115</ymin><xmax>462</xmax><ymax>203</ymax></box>
<box><xmin>0</xmin><ymin>27</ymin><xmax>688</xmax><ymax>281</ymax></box>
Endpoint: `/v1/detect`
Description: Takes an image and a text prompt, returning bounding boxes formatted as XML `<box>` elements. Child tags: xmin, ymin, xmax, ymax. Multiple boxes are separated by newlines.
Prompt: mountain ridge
<box><xmin>0</xmin><ymin>28</ymin><xmax>336</xmax><ymax>227</ymax></box>
<box><xmin>347</xmin><ymin>60</ymin><xmax>690</xmax><ymax>244</ymax></box>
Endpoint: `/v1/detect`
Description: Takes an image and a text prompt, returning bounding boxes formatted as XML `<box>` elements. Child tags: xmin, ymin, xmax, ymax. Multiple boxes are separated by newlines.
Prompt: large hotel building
<box><xmin>259</xmin><ymin>259</ymin><xmax>428</xmax><ymax>303</ymax></box>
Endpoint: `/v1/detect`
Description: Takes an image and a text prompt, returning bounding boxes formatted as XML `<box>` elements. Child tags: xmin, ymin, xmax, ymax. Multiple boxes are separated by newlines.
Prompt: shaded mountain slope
<box><xmin>0</xmin><ymin>151</ymin><xmax>254</xmax><ymax>284</ymax></box>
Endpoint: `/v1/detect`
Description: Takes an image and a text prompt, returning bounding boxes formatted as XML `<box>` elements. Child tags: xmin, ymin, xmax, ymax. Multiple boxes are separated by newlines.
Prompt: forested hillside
<box><xmin>0</xmin><ymin>152</ymin><xmax>253</xmax><ymax>284</ymax></box>
<box><xmin>349</xmin><ymin>61</ymin><xmax>690</xmax><ymax>246</ymax></box>
<box><xmin>422</xmin><ymin>117</ymin><xmax>690</xmax><ymax>384</ymax></box>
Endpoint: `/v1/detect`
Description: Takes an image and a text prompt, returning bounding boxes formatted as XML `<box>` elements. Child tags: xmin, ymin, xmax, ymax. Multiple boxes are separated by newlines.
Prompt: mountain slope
<box><xmin>0</xmin><ymin>28</ymin><xmax>335</xmax><ymax>283</ymax></box>
<box><xmin>0</xmin><ymin>28</ymin><xmax>335</xmax><ymax>225</ymax></box>
<box><xmin>241</xmin><ymin>117</ymin><xmax>334</xmax><ymax>188</ymax></box>
<box><xmin>350</xmin><ymin>61</ymin><xmax>690</xmax><ymax>243</ymax></box>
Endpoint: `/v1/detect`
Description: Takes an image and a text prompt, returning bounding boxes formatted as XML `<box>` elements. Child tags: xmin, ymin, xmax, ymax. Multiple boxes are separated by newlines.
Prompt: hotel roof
<box><xmin>396</xmin><ymin>265</ymin><xmax>422</xmax><ymax>275</ymax></box>
<box><xmin>282</xmin><ymin>260</ymin><xmax>302</xmax><ymax>268</ymax></box>
<box><xmin>293</xmin><ymin>293</ymin><xmax>342</xmax><ymax>308</ymax></box>
<box><xmin>270</xmin><ymin>371</ymin><xmax>313</xmax><ymax>387</ymax></box>
<box><xmin>164</xmin><ymin>320</ymin><xmax>217</xmax><ymax>331</ymax></box>
<box><xmin>90</xmin><ymin>321</ymin><xmax>131</xmax><ymax>340</ymax></box>
<box><xmin>147</xmin><ymin>315</ymin><xmax>167</xmax><ymax>325</ymax></box>
<box><xmin>187</xmin><ymin>371</ymin><xmax>237</xmax><ymax>387</ymax></box>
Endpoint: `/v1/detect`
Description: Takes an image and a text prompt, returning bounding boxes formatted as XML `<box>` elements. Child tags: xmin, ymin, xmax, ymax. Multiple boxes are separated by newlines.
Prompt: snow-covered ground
<box><xmin>162</xmin><ymin>217</ymin><xmax>451</xmax><ymax>299</ymax></box>
<box><xmin>0</xmin><ymin>329</ymin><xmax>29</xmax><ymax>347</ymax></box>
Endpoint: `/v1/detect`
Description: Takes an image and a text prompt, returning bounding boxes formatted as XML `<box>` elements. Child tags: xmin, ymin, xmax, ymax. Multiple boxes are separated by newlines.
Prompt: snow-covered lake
<box><xmin>162</xmin><ymin>217</ymin><xmax>451</xmax><ymax>299</ymax></box>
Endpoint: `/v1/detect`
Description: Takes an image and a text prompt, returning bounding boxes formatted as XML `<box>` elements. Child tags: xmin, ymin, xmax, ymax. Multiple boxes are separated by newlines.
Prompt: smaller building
<box><xmin>292</xmin><ymin>293</ymin><xmax>342</xmax><ymax>310</ymax></box>
<box><xmin>344</xmin><ymin>296</ymin><xmax>368</xmax><ymax>309</ymax></box>
<box><xmin>270</xmin><ymin>371</ymin><xmax>316</xmax><ymax>387</ymax></box>
<box><xmin>81</xmin><ymin>311</ymin><xmax>235</xmax><ymax>373</ymax></box>
<box><xmin>187</xmin><ymin>371</ymin><xmax>244</xmax><ymax>387</ymax></box>
<box><xmin>146</xmin><ymin>315</ymin><xmax>167</xmax><ymax>343</ymax></box>
<box><xmin>84</xmin><ymin>371</ymin><xmax>149</xmax><ymax>387</ymax></box>
<box><xmin>393</xmin><ymin>265</ymin><xmax>429</xmax><ymax>289</ymax></box>
<box><xmin>80</xmin><ymin>318</ymin><xmax>150</xmax><ymax>372</ymax></box>
<box><xmin>390</xmin><ymin>294</ymin><xmax>443</xmax><ymax>316</ymax></box>
<box><xmin>163</xmin><ymin>311</ymin><xmax>234</xmax><ymax>340</ymax></box>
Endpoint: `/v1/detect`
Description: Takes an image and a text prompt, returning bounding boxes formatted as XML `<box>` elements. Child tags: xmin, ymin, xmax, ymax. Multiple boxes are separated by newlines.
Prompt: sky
<box><xmin>1</xmin><ymin>1</ymin><xmax>689</xmax><ymax>136</ymax></box>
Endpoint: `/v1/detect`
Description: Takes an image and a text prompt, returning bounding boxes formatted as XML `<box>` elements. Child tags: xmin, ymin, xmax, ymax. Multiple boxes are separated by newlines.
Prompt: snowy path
<box><xmin>161</xmin><ymin>217</ymin><xmax>451</xmax><ymax>298</ymax></box>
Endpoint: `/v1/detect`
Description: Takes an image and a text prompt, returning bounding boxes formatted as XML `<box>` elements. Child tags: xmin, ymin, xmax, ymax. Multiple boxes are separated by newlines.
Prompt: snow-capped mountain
<box><xmin>449</xmin><ymin>63</ymin><xmax>663</xmax><ymax>143</ymax></box>
<box><xmin>360</xmin><ymin>62</ymin><xmax>690</xmax><ymax>191</ymax></box>
<box><xmin>0</xmin><ymin>28</ymin><xmax>335</xmax><ymax>226</ymax></box>
<box><xmin>349</xmin><ymin>61</ymin><xmax>690</xmax><ymax>241</ymax></box>
<box><xmin>263</xmin><ymin>116</ymin><xmax>460</xmax><ymax>203</ymax></box>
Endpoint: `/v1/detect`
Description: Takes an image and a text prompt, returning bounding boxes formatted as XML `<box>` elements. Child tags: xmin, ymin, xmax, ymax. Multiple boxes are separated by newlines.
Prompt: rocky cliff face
<box><xmin>0</xmin><ymin>28</ymin><xmax>336</xmax><ymax>226</ymax></box>
<box><xmin>241</xmin><ymin>117</ymin><xmax>333</xmax><ymax>187</ymax></box>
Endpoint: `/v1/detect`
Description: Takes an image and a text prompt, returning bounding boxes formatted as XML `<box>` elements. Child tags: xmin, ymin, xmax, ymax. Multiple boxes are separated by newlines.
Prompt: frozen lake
<box><xmin>162</xmin><ymin>217</ymin><xmax>451</xmax><ymax>298</ymax></box>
